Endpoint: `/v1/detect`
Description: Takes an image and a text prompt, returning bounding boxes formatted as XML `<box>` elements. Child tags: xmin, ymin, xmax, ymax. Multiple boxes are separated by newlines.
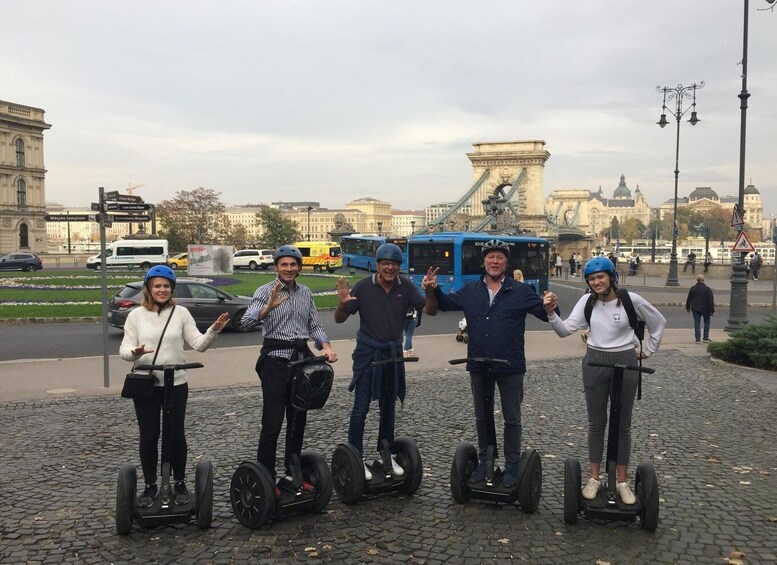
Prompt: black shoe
<box><xmin>468</xmin><ymin>460</ymin><xmax>487</xmax><ymax>483</ymax></box>
<box><xmin>503</xmin><ymin>463</ymin><xmax>518</xmax><ymax>488</ymax></box>
<box><xmin>174</xmin><ymin>480</ymin><xmax>191</xmax><ymax>505</ymax></box>
<box><xmin>137</xmin><ymin>483</ymin><xmax>158</xmax><ymax>508</ymax></box>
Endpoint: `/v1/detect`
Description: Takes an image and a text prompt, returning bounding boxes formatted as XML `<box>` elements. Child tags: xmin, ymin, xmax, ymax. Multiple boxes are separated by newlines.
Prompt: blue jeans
<box><xmin>692</xmin><ymin>311</ymin><xmax>711</xmax><ymax>342</ymax></box>
<box><xmin>403</xmin><ymin>318</ymin><xmax>415</xmax><ymax>351</ymax></box>
<box><xmin>348</xmin><ymin>369</ymin><xmax>396</xmax><ymax>455</ymax></box>
<box><xmin>469</xmin><ymin>372</ymin><xmax>524</xmax><ymax>465</ymax></box>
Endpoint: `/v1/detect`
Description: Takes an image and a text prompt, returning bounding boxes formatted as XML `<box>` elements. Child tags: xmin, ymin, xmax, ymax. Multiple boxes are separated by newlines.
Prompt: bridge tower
<box><xmin>466</xmin><ymin>140</ymin><xmax>550</xmax><ymax>234</ymax></box>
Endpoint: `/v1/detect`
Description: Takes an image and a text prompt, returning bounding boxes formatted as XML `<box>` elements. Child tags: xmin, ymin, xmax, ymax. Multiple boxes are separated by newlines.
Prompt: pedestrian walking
<box><xmin>555</xmin><ymin>253</ymin><xmax>563</xmax><ymax>277</ymax></box>
<box><xmin>335</xmin><ymin>243</ymin><xmax>425</xmax><ymax>480</ymax></box>
<box><xmin>120</xmin><ymin>265</ymin><xmax>230</xmax><ymax>508</ymax></box>
<box><xmin>542</xmin><ymin>257</ymin><xmax>666</xmax><ymax>505</ymax></box>
<box><xmin>685</xmin><ymin>274</ymin><xmax>715</xmax><ymax>343</ymax></box>
<box><xmin>750</xmin><ymin>252</ymin><xmax>762</xmax><ymax>281</ymax></box>
<box><xmin>240</xmin><ymin>245</ymin><xmax>338</xmax><ymax>490</ymax></box>
<box><xmin>569</xmin><ymin>254</ymin><xmax>577</xmax><ymax>277</ymax></box>
<box><xmin>423</xmin><ymin>239</ymin><xmax>554</xmax><ymax>488</ymax></box>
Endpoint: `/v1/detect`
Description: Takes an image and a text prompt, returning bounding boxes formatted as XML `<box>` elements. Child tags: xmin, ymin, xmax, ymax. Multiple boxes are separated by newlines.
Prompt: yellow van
<box><xmin>294</xmin><ymin>241</ymin><xmax>343</xmax><ymax>273</ymax></box>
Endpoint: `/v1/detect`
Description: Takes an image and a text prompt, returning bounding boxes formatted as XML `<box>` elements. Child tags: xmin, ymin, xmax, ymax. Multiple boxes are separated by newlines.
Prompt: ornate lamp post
<box><xmin>725</xmin><ymin>0</ymin><xmax>775</xmax><ymax>330</ymax></box>
<box><xmin>376</xmin><ymin>221</ymin><xmax>383</xmax><ymax>236</ymax></box>
<box><xmin>656</xmin><ymin>81</ymin><xmax>704</xmax><ymax>286</ymax></box>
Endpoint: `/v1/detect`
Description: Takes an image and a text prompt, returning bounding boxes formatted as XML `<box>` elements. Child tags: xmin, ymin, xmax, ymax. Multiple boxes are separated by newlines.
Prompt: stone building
<box><xmin>545</xmin><ymin>174</ymin><xmax>652</xmax><ymax>237</ymax></box>
<box><xmin>0</xmin><ymin>100</ymin><xmax>51</xmax><ymax>253</ymax></box>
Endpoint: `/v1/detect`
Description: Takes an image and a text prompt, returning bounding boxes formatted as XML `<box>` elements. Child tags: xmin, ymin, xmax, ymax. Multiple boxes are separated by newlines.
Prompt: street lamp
<box><xmin>656</xmin><ymin>81</ymin><xmax>704</xmax><ymax>287</ymax></box>
<box><xmin>726</xmin><ymin>0</ymin><xmax>775</xmax><ymax>330</ymax></box>
<box><xmin>376</xmin><ymin>221</ymin><xmax>383</xmax><ymax>236</ymax></box>
<box><xmin>306</xmin><ymin>205</ymin><xmax>313</xmax><ymax>240</ymax></box>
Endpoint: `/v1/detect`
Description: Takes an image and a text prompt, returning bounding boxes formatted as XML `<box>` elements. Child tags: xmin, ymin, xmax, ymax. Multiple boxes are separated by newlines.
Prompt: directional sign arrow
<box><xmin>109</xmin><ymin>194</ymin><xmax>144</xmax><ymax>203</ymax></box>
<box><xmin>105</xmin><ymin>190</ymin><xmax>120</xmax><ymax>200</ymax></box>
<box><xmin>44</xmin><ymin>214</ymin><xmax>94</xmax><ymax>222</ymax></box>
<box><xmin>106</xmin><ymin>202</ymin><xmax>152</xmax><ymax>212</ymax></box>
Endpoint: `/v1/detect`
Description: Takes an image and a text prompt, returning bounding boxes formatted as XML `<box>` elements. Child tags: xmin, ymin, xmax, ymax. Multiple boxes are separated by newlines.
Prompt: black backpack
<box><xmin>583</xmin><ymin>288</ymin><xmax>647</xmax><ymax>398</ymax></box>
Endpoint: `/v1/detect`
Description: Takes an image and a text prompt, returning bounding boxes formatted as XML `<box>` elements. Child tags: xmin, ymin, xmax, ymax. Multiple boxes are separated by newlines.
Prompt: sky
<box><xmin>4</xmin><ymin>0</ymin><xmax>777</xmax><ymax>217</ymax></box>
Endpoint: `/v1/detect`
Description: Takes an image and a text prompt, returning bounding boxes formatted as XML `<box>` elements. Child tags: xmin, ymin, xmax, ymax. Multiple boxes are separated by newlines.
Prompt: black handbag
<box><xmin>120</xmin><ymin>306</ymin><xmax>176</xmax><ymax>400</ymax></box>
<box><xmin>290</xmin><ymin>359</ymin><xmax>334</xmax><ymax>411</ymax></box>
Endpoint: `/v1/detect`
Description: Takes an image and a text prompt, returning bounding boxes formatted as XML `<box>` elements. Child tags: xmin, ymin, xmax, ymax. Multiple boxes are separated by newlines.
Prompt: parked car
<box><xmin>168</xmin><ymin>253</ymin><xmax>188</xmax><ymax>270</ymax></box>
<box><xmin>233</xmin><ymin>249</ymin><xmax>274</xmax><ymax>270</ymax></box>
<box><xmin>0</xmin><ymin>252</ymin><xmax>43</xmax><ymax>272</ymax></box>
<box><xmin>107</xmin><ymin>279</ymin><xmax>258</xmax><ymax>332</ymax></box>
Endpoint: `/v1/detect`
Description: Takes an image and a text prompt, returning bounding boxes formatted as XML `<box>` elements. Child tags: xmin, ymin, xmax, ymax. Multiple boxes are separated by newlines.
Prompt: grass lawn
<box><xmin>0</xmin><ymin>269</ymin><xmax>349</xmax><ymax>319</ymax></box>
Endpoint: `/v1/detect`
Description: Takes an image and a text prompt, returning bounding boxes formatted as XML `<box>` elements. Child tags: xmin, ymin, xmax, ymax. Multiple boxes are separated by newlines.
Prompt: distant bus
<box><xmin>340</xmin><ymin>235</ymin><xmax>408</xmax><ymax>271</ymax></box>
<box><xmin>293</xmin><ymin>241</ymin><xmax>342</xmax><ymax>273</ymax></box>
<box><xmin>407</xmin><ymin>232</ymin><xmax>550</xmax><ymax>295</ymax></box>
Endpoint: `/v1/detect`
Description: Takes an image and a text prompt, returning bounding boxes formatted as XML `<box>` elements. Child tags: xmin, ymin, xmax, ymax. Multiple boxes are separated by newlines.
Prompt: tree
<box><xmin>255</xmin><ymin>206</ymin><xmax>302</xmax><ymax>249</ymax></box>
<box><xmin>618</xmin><ymin>217</ymin><xmax>647</xmax><ymax>243</ymax></box>
<box><xmin>156</xmin><ymin>187</ymin><xmax>226</xmax><ymax>245</ymax></box>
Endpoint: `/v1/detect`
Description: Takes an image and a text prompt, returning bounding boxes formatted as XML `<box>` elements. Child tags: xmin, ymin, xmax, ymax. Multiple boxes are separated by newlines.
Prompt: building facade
<box><xmin>0</xmin><ymin>100</ymin><xmax>51</xmax><ymax>253</ymax></box>
<box><xmin>545</xmin><ymin>175</ymin><xmax>652</xmax><ymax>237</ymax></box>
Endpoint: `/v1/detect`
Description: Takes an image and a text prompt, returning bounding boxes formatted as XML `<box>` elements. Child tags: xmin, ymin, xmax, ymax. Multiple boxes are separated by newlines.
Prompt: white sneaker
<box><xmin>617</xmin><ymin>481</ymin><xmax>636</xmax><ymax>504</ymax></box>
<box><xmin>364</xmin><ymin>463</ymin><xmax>372</xmax><ymax>481</ymax></box>
<box><xmin>582</xmin><ymin>477</ymin><xmax>601</xmax><ymax>500</ymax></box>
<box><xmin>403</xmin><ymin>350</ymin><xmax>412</xmax><ymax>358</ymax></box>
<box><xmin>390</xmin><ymin>454</ymin><xmax>405</xmax><ymax>476</ymax></box>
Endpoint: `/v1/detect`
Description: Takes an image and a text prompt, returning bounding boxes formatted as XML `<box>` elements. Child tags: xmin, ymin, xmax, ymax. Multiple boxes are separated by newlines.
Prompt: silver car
<box><xmin>108</xmin><ymin>279</ymin><xmax>258</xmax><ymax>332</ymax></box>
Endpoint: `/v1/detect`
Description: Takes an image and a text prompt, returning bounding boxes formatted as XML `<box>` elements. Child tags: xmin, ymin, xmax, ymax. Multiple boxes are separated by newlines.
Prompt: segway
<box><xmin>331</xmin><ymin>355</ymin><xmax>423</xmax><ymax>505</ymax></box>
<box><xmin>115</xmin><ymin>362</ymin><xmax>213</xmax><ymax>535</ymax></box>
<box><xmin>230</xmin><ymin>355</ymin><xmax>334</xmax><ymax>528</ymax></box>
<box><xmin>448</xmin><ymin>357</ymin><xmax>542</xmax><ymax>512</ymax></box>
<box><xmin>563</xmin><ymin>361</ymin><xmax>659</xmax><ymax>530</ymax></box>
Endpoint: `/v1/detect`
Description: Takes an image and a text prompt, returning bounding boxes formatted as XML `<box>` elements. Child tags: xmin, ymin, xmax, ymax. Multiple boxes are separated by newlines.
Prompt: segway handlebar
<box><xmin>370</xmin><ymin>357</ymin><xmax>419</xmax><ymax>367</ymax></box>
<box><xmin>288</xmin><ymin>355</ymin><xmax>329</xmax><ymax>369</ymax></box>
<box><xmin>586</xmin><ymin>362</ymin><xmax>655</xmax><ymax>374</ymax></box>
<box><xmin>134</xmin><ymin>362</ymin><xmax>204</xmax><ymax>372</ymax></box>
<box><xmin>448</xmin><ymin>357</ymin><xmax>510</xmax><ymax>366</ymax></box>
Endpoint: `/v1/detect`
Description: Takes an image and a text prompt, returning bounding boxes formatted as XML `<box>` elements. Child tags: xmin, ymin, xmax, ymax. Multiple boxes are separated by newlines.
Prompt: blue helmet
<box><xmin>481</xmin><ymin>239</ymin><xmax>510</xmax><ymax>258</ymax></box>
<box><xmin>144</xmin><ymin>265</ymin><xmax>176</xmax><ymax>288</ymax></box>
<box><xmin>274</xmin><ymin>245</ymin><xmax>303</xmax><ymax>266</ymax></box>
<box><xmin>583</xmin><ymin>256</ymin><xmax>615</xmax><ymax>278</ymax></box>
<box><xmin>375</xmin><ymin>243</ymin><xmax>403</xmax><ymax>264</ymax></box>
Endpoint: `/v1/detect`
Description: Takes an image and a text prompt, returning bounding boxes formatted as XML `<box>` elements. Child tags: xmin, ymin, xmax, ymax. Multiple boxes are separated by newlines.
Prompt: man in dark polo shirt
<box><xmin>335</xmin><ymin>243</ymin><xmax>425</xmax><ymax>480</ymax></box>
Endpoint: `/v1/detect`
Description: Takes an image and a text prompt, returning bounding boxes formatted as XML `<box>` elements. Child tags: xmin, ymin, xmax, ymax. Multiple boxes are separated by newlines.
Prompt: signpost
<box><xmin>731</xmin><ymin>231</ymin><xmax>755</xmax><ymax>253</ymax></box>
<box><xmin>43</xmin><ymin>214</ymin><xmax>93</xmax><ymax>222</ymax></box>
<box><xmin>731</xmin><ymin>204</ymin><xmax>745</xmax><ymax>228</ymax></box>
<box><xmin>105</xmin><ymin>202</ymin><xmax>151</xmax><ymax>212</ymax></box>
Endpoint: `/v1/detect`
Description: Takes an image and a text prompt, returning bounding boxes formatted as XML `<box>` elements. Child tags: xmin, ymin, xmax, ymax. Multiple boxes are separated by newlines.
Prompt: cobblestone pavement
<box><xmin>1</xmin><ymin>351</ymin><xmax>775</xmax><ymax>564</ymax></box>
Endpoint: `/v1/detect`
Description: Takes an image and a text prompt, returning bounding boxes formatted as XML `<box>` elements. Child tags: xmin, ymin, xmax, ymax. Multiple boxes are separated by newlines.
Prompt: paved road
<box><xmin>1</xmin><ymin>345</ymin><xmax>775</xmax><ymax>563</ymax></box>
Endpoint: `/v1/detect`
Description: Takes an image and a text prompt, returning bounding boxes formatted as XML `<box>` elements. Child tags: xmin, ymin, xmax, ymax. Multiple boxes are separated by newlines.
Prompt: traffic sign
<box><xmin>109</xmin><ymin>214</ymin><xmax>151</xmax><ymax>222</ymax></box>
<box><xmin>105</xmin><ymin>190</ymin><xmax>120</xmax><ymax>200</ymax></box>
<box><xmin>731</xmin><ymin>205</ymin><xmax>744</xmax><ymax>227</ymax></box>
<box><xmin>106</xmin><ymin>202</ymin><xmax>152</xmax><ymax>212</ymax></box>
<box><xmin>90</xmin><ymin>202</ymin><xmax>102</xmax><ymax>211</ymax></box>
<box><xmin>731</xmin><ymin>231</ymin><xmax>755</xmax><ymax>253</ymax></box>
<box><xmin>44</xmin><ymin>214</ymin><xmax>94</xmax><ymax>222</ymax></box>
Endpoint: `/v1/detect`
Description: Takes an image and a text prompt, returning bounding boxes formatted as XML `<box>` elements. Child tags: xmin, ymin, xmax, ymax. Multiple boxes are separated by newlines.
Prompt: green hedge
<box><xmin>707</xmin><ymin>317</ymin><xmax>777</xmax><ymax>371</ymax></box>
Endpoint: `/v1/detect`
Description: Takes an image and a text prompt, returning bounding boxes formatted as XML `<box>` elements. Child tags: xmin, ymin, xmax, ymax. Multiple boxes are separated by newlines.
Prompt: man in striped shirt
<box><xmin>241</xmin><ymin>245</ymin><xmax>337</xmax><ymax>487</ymax></box>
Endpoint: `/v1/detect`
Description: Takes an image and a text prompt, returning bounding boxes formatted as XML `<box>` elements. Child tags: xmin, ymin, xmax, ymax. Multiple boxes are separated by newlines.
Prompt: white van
<box><xmin>86</xmin><ymin>239</ymin><xmax>169</xmax><ymax>270</ymax></box>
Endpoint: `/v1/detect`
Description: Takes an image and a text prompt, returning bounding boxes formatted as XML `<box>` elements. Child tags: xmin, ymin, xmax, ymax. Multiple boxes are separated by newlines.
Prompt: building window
<box><xmin>17</xmin><ymin>179</ymin><xmax>27</xmax><ymax>206</ymax></box>
<box><xmin>19</xmin><ymin>223</ymin><xmax>29</xmax><ymax>248</ymax></box>
<box><xmin>15</xmin><ymin>138</ymin><xmax>25</xmax><ymax>167</ymax></box>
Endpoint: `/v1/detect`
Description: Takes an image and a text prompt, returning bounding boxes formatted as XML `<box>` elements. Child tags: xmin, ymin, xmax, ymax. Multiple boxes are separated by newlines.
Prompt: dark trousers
<box><xmin>257</xmin><ymin>356</ymin><xmax>307</xmax><ymax>478</ymax></box>
<box><xmin>348</xmin><ymin>367</ymin><xmax>397</xmax><ymax>455</ymax></box>
<box><xmin>133</xmin><ymin>383</ymin><xmax>189</xmax><ymax>484</ymax></box>
<box><xmin>469</xmin><ymin>372</ymin><xmax>524</xmax><ymax>465</ymax></box>
<box><xmin>692</xmin><ymin>311</ymin><xmax>711</xmax><ymax>342</ymax></box>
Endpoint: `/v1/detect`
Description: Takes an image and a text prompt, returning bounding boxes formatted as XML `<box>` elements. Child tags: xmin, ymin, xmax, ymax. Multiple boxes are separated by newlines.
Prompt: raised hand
<box><xmin>212</xmin><ymin>312</ymin><xmax>230</xmax><ymax>332</ymax></box>
<box><xmin>421</xmin><ymin>266</ymin><xmax>439</xmax><ymax>290</ymax></box>
<box><xmin>336</xmin><ymin>277</ymin><xmax>356</xmax><ymax>305</ymax></box>
<box><xmin>267</xmin><ymin>282</ymin><xmax>289</xmax><ymax>311</ymax></box>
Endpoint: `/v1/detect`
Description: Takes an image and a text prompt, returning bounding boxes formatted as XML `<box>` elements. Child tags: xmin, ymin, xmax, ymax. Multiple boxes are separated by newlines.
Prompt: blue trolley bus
<box><xmin>341</xmin><ymin>235</ymin><xmax>408</xmax><ymax>272</ymax></box>
<box><xmin>407</xmin><ymin>232</ymin><xmax>550</xmax><ymax>295</ymax></box>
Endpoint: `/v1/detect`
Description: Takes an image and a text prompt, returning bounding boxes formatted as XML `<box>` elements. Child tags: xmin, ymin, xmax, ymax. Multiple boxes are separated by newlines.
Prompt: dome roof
<box><xmin>613</xmin><ymin>174</ymin><xmax>631</xmax><ymax>198</ymax></box>
<box><xmin>744</xmin><ymin>183</ymin><xmax>759</xmax><ymax>195</ymax></box>
<box><xmin>688</xmin><ymin>186</ymin><xmax>718</xmax><ymax>200</ymax></box>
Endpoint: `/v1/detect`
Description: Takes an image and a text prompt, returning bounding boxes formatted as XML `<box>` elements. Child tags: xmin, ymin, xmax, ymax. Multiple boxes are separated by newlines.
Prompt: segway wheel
<box><xmin>230</xmin><ymin>461</ymin><xmax>276</xmax><ymax>529</ymax></box>
<box><xmin>115</xmin><ymin>464</ymin><xmax>136</xmax><ymax>536</ymax></box>
<box><xmin>394</xmin><ymin>436</ymin><xmax>423</xmax><ymax>496</ymax></box>
<box><xmin>563</xmin><ymin>457</ymin><xmax>582</xmax><ymax>524</ymax></box>
<box><xmin>450</xmin><ymin>443</ymin><xmax>478</xmax><ymax>503</ymax></box>
<box><xmin>195</xmin><ymin>459</ymin><xmax>213</xmax><ymax>529</ymax></box>
<box><xmin>636</xmin><ymin>462</ymin><xmax>659</xmax><ymax>531</ymax></box>
<box><xmin>517</xmin><ymin>448</ymin><xmax>542</xmax><ymax>513</ymax></box>
<box><xmin>331</xmin><ymin>443</ymin><xmax>365</xmax><ymax>505</ymax></box>
<box><xmin>300</xmin><ymin>450</ymin><xmax>333</xmax><ymax>513</ymax></box>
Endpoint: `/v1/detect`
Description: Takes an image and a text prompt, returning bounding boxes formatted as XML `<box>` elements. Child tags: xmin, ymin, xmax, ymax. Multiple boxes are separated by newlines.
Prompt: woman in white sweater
<box><xmin>542</xmin><ymin>257</ymin><xmax>665</xmax><ymax>505</ymax></box>
<box><xmin>120</xmin><ymin>265</ymin><xmax>229</xmax><ymax>508</ymax></box>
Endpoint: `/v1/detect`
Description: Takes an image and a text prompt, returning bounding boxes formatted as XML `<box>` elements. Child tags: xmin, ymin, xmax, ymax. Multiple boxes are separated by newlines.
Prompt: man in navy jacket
<box><xmin>423</xmin><ymin>239</ymin><xmax>551</xmax><ymax>487</ymax></box>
